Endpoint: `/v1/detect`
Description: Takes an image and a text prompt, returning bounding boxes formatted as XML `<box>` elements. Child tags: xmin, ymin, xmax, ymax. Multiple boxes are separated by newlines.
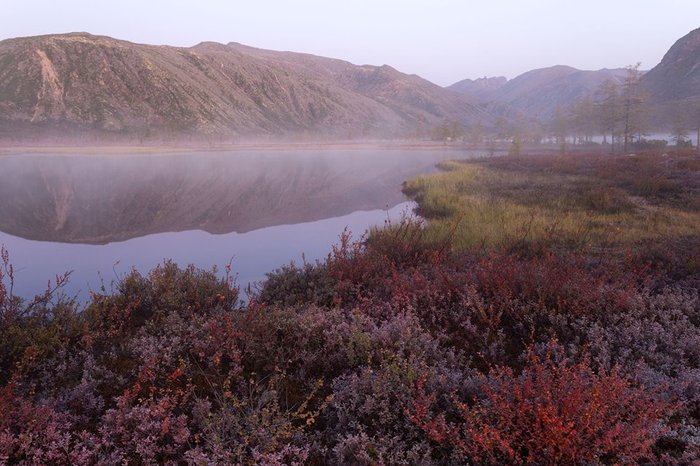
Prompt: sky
<box><xmin>1</xmin><ymin>0</ymin><xmax>698</xmax><ymax>86</ymax></box>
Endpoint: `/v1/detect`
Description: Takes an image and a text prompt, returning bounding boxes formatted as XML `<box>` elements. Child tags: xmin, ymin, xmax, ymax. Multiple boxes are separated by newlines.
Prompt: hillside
<box><xmin>642</xmin><ymin>27</ymin><xmax>700</xmax><ymax>124</ymax></box>
<box><xmin>0</xmin><ymin>33</ymin><xmax>479</xmax><ymax>141</ymax></box>
<box><xmin>643</xmin><ymin>27</ymin><xmax>700</xmax><ymax>103</ymax></box>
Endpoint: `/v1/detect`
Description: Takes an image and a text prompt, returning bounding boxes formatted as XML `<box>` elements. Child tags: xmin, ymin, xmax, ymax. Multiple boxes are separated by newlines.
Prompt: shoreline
<box><xmin>0</xmin><ymin>140</ymin><xmax>479</xmax><ymax>156</ymax></box>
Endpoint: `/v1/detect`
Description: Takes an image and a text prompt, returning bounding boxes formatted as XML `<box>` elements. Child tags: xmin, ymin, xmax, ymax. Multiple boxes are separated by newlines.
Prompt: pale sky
<box><xmin>1</xmin><ymin>0</ymin><xmax>698</xmax><ymax>86</ymax></box>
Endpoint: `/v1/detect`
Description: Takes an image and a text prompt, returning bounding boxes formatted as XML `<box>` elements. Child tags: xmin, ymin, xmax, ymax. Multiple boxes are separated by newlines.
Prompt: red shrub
<box><xmin>326</xmin><ymin>218</ymin><xmax>448</xmax><ymax>305</ymax></box>
<box><xmin>96</xmin><ymin>395</ymin><xmax>191</xmax><ymax>464</ymax></box>
<box><xmin>473</xmin><ymin>251</ymin><xmax>647</xmax><ymax>317</ymax></box>
<box><xmin>408</xmin><ymin>348</ymin><xmax>672</xmax><ymax>465</ymax></box>
<box><xmin>0</xmin><ymin>382</ymin><xmax>73</xmax><ymax>464</ymax></box>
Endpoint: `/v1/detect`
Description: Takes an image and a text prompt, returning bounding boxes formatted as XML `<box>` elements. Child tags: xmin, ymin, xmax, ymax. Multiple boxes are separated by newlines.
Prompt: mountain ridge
<box><xmin>0</xmin><ymin>32</ymin><xmax>480</xmax><ymax>141</ymax></box>
<box><xmin>642</xmin><ymin>27</ymin><xmax>700</xmax><ymax>103</ymax></box>
<box><xmin>2</xmin><ymin>28</ymin><xmax>700</xmax><ymax>140</ymax></box>
<box><xmin>449</xmin><ymin>65</ymin><xmax>630</xmax><ymax>120</ymax></box>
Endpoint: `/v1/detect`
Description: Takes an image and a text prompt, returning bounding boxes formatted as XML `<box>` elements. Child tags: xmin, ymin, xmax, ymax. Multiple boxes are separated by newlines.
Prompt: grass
<box><xmin>402</xmin><ymin>153</ymin><xmax>700</xmax><ymax>255</ymax></box>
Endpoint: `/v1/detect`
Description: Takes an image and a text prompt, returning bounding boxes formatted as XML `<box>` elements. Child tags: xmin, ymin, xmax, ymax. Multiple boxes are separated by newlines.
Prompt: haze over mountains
<box><xmin>0</xmin><ymin>27</ymin><xmax>699</xmax><ymax>142</ymax></box>
<box><xmin>449</xmin><ymin>66</ymin><xmax>629</xmax><ymax>120</ymax></box>
<box><xmin>449</xmin><ymin>27</ymin><xmax>700</xmax><ymax>126</ymax></box>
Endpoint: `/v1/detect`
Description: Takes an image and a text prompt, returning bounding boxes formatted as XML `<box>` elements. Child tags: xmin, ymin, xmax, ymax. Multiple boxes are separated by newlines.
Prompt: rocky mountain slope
<box><xmin>642</xmin><ymin>27</ymin><xmax>700</xmax><ymax>103</ymax></box>
<box><xmin>0</xmin><ymin>33</ymin><xmax>479</xmax><ymax>141</ymax></box>
<box><xmin>3</xmin><ymin>28</ymin><xmax>699</xmax><ymax>140</ymax></box>
<box><xmin>641</xmin><ymin>27</ymin><xmax>700</xmax><ymax>123</ymax></box>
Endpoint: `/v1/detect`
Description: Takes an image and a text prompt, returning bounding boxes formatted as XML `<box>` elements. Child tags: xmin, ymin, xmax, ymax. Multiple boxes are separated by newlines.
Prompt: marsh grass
<box><xmin>403</xmin><ymin>153</ymin><xmax>700</xmax><ymax>255</ymax></box>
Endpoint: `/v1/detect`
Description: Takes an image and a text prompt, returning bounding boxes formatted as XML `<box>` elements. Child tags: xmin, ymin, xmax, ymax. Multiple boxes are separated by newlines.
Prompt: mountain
<box><xmin>449</xmin><ymin>66</ymin><xmax>628</xmax><ymax>121</ymax></box>
<box><xmin>0</xmin><ymin>33</ymin><xmax>479</xmax><ymax>142</ymax></box>
<box><xmin>447</xmin><ymin>76</ymin><xmax>507</xmax><ymax>100</ymax></box>
<box><xmin>642</xmin><ymin>27</ymin><xmax>700</xmax><ymax>118</ymax></box>
<box><xmin>225</xmin><ymin>43</ymin><xmax>478</xmax><ymax>125</ymax></box>
<box><xmin>448</xmin><ymin>26</ymin><xmax>700</xmax><ymax>126</ymax></box>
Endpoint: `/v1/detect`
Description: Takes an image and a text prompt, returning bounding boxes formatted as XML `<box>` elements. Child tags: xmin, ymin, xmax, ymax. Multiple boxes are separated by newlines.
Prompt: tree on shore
<box><xmin>571</xmin><ymin>94</ymin><xmax>596</xmax><ymax>144</ymax></box>
<box><xmin>596</xmin><ymin>79</ymin><xmax>621</xmax><ymax>153</ymax></box>
<box><xmin>620</xmin><ymin>64</ymin><xmax>647</xmax><ymax>153</ymax></box>
<box><xmin>468</xmin><ymin>119</ymin><xmax>484</xmax><ymax>147</ymax></box>
<box><xmin>508</xmin><ymin>112</ymin><xmax>528</xmax><ymax>156</ymax></box>
<box><xmin>550</xmin><ymin>106</ymin><xmax>568</xmax><ymax>154</ymax></box>
<box><xmin>432</xmin><ymin>119</ymin><xmax>463</xmax><ymax>142</ymax></box>
<box><xmin>670</xmin><ymin>105</ymin><xmax>689</xmax><ymax>147</ymax></box>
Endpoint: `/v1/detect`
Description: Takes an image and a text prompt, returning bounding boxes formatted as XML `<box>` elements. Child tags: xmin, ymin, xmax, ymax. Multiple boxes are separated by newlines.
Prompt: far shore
<box><xmin>0</xmin><ymin>139</ymin><xmax>488</xmax><ymax>157</ymax></box>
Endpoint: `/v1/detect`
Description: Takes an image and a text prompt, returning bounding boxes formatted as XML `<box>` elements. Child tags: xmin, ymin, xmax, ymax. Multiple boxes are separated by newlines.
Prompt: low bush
<box><xmin>408</xmin><ymin>345</ymin><xmax>673</xmax><ymax>465</ymax></box>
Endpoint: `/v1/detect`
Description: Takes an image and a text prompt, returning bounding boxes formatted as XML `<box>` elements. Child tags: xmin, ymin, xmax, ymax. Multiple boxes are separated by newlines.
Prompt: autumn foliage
<box><xmin>408</xmin><ymin>348</ymin><xmax>671</xmax><ymax>465</ymax></box>
<box><xmin>1</xmin><ymin>210</ymin><xmax>699</xmax><ymax>464</ymax></box>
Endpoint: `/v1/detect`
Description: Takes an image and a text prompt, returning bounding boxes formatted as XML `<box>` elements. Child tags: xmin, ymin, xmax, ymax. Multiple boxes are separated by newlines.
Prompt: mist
<box><xmin>0</xmin><ymin>147</ymin><xmax>475</xmax><ymax>298</ymax></box>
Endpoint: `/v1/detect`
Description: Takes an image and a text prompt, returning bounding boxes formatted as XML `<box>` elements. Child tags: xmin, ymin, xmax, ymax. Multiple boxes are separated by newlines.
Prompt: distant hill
<box><xmin>447</xmin><ymin>76</ymin><xmax>507</xmax><ymax>100</ymax></box>
<box><xmin>0</xmin><ymin>33</ymin><xmax>480</xmax><ymax>142</ymax></box>
<box><xmin>4</xmin><ymin>29</ymin><xmax>699</xmax><ymax>141</ymax></box>
<box><xmin>448</xmin><ymin>27</ymin><xmax>700</xmax><ymax>128</ymax></box>
<box><xmin>449</xmin><ymin>65</ymin><xmax>628</xmax><ymax>121</ymax></box>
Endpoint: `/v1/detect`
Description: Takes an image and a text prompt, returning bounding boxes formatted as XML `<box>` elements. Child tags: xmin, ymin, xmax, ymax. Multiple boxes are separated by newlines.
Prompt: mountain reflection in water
<box><xmin>0</xmin><ymin>202</ymin><xmax>415</xmax><ymax>300</ymax></box>
<box><xmin>0</xmin><ymin>148</ymin><xmax>468</xmax><ymax>298</ymax></box>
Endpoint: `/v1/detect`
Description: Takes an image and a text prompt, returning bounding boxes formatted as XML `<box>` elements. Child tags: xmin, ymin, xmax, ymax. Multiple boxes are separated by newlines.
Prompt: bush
<box><xmin>408</xmin><ymin>346</ymin><xmax>673</xmax><ymax>465</ymax></box>
<box><xmin>0</xmin><ymin>247</ymin><xmax>80</xmax><ymax>386</ymax></box>
<box><xmin>633</xmin><ymin>139</ymin><xmax>668</xmax><ymax>152</ymax></box>
<box><xmin>257</xmin><ymin>262</ymin><xmax>334</xmax><ymax>307</ymax></box>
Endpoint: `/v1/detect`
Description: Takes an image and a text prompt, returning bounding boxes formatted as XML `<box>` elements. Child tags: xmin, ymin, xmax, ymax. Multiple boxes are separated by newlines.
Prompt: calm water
<box><xmin>0</xmin><ymin>148</ymin><xmax>471</xmax><ymax>300</ymax></box>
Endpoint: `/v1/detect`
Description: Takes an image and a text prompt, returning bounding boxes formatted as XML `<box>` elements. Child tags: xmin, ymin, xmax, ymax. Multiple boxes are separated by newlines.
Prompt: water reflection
<box><xmin>0</xmin><ymin>202</ymin><xmax>415</xmax><ymax>300</ymax></box>
<box><xmin>0</xmin><ymin>149</ymin><xmax>457</xmax><ymax>244</ymax></box>
<box><xmin>0</xmin><ymin>148</ymin><xmax>468</xmax><ymax>299</ymax></box>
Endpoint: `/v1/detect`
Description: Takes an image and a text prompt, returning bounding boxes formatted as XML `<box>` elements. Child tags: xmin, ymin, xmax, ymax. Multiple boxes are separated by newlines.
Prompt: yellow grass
<box><xmin>403</xmin><ymin>154</ymin><xmax>700</xmax><ymax>253</ymax></box>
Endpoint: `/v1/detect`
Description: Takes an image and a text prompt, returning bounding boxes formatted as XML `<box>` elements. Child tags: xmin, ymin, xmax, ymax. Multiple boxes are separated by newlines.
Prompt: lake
<box><xmin>0</xmin><ymin>148</ymin><xmax>471</xmax><ymax>300</ymax></box>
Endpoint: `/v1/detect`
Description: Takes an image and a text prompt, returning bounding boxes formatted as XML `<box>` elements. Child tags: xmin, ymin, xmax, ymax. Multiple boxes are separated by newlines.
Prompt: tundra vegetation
<box><xmin>2</xmin><ymin>149</ymin><xmax>700</xmax><ymax>465</ymax></box>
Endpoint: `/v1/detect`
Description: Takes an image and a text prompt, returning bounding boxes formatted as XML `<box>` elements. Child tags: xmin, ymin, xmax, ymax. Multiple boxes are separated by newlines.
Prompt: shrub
<box><xmin>582</xmin><ymin>286</ymin><xmax>700</xmax><ymax>460</ymax></box>
<box><xmin>408</xmin><ymin>346</ymin><xmax>672</xmax><ymax>465</ymax></box>
<box><xmin>327</xmin><ymin>356</ymin><xmax>469</xmax><ymax>465</ymax></box>
<box><xmin>0</xmin><ymin>246</ymin><xmax>80</xmax><ymax>385</ymax></box>
<box><xmin>257</xmin><ymin>262</ymin><xmax>334</xmax><ymax>307</ymax></box>
<box><xmin>324</xmin><ymin>218</ymin><xmax>448</xmax><ymax>306</ymax></box>
<box><xmin>0</xmin><ymin>382</ymin><xmax>73</xmax><ymax>465</ymax></box>
<box><xmin>632</xmin><ymin>139</ymin><xmax>668</xmax><ymax>152</ymax></box>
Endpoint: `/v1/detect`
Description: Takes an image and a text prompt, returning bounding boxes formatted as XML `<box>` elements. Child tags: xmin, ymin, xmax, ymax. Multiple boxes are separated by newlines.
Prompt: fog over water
<box><xmin>0</xmin><ymin>148</ymin><xmax>471</xmax><ymax>299</ymax></box>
